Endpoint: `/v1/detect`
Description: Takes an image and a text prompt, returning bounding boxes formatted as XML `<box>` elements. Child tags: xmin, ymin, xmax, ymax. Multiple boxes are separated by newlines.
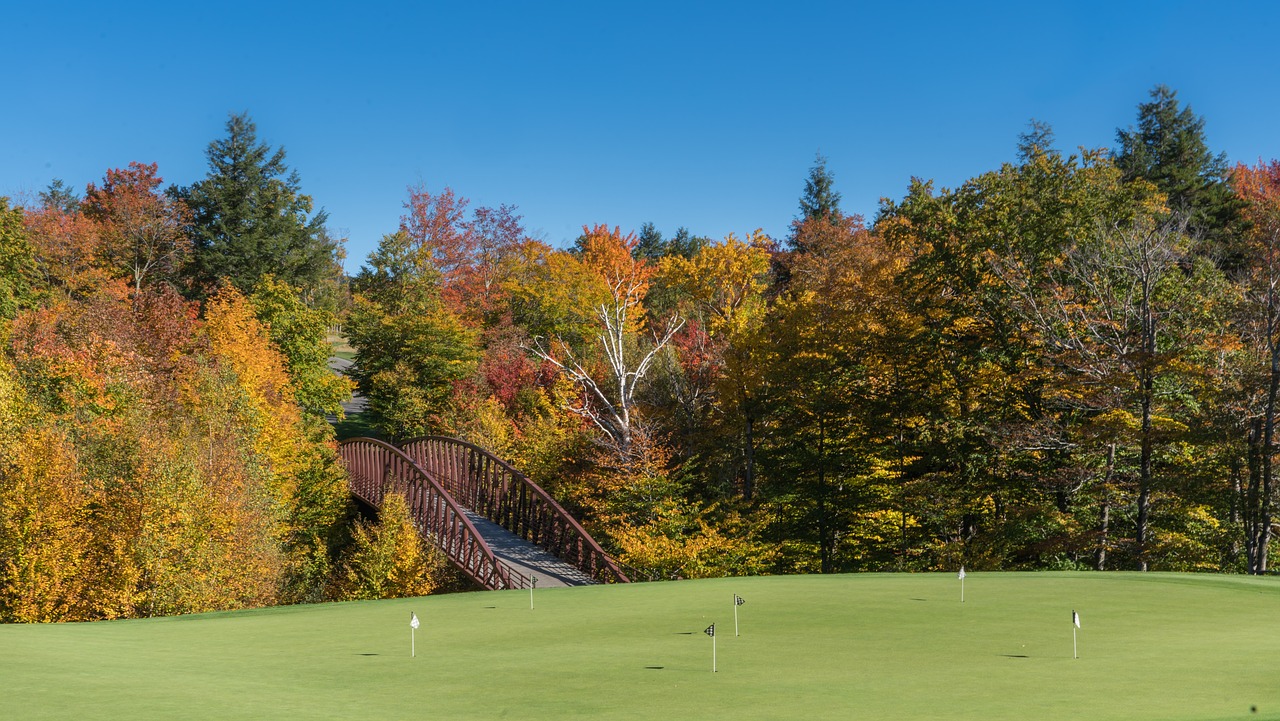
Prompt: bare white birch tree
<box><xmin>524</xmin><ymin>226</ymin><xmax>684</xmax><ymax>457</ymax></box>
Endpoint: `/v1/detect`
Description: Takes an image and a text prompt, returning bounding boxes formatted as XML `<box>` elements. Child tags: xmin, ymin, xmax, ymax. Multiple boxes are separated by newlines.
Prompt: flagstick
<box><xmin>734</xmin><ymin>599</ymin><xmax>739</xmax><ymax>637</ymax></box>
<box><xmin>530</xmin><ymin>576</ymin><xmax>536</xmax><ymax>610</ymax></box>
<box><xmin>961</xmin><ymin>576</ymin><xmax>965</xmax><ymax>604</ymax></box>
<box><xmin>1073</xmin><ymin>626</ymin><xmax>1077</xmax><ymax>659</ymax></box>
<box><xmin>712</xmin><ymin>634</ymin><xmax>717</xmax><ymax>673</ymax></box>
<box><xmin>411</xmin><ymin>625</ymin><xmax>416</xmax><ymax>658</ymax></box>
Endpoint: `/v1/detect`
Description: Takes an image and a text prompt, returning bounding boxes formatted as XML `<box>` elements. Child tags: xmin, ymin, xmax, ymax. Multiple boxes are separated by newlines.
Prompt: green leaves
<box><xmin>178</xmin><ymin>113</ymin><xmax>338</xmax><ymax>296</ymax></box>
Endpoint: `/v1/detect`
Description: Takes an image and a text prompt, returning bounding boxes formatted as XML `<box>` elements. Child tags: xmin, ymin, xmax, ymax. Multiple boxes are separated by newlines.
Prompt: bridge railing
<box><xmin>339</xmin><ymin>437</ymin><xmax>529</xmax><ymax>591</ymax></box>
<box><xmin>398</xmin><ymin>436</ymin><xmax>630</xmax><ymax>584</ymax></box>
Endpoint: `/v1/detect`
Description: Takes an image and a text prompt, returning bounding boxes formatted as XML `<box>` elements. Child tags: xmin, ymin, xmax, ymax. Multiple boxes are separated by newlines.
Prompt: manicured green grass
<box><xmin>3</xmin><ymin>573</ymin><xmax>1278</xmax><ymax>720</ymax></box>
<box><xmin>330</xmin><ymin>411</ymin><xmax>381</xmax><ymax>441</ymax></box>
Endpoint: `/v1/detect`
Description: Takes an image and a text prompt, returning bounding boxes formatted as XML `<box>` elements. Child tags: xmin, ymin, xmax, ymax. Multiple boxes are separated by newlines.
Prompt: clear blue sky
<box><xmin>3</xmin><ymin>1</ymin><xmax>1278</xmax><ymax>272</ymax></box>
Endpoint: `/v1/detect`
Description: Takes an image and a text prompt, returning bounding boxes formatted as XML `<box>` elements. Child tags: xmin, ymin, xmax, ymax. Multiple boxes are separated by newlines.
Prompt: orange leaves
<box><xmin>202</xmin><ymin>287</ymin><xmax>302</xmax><ymax>494</ymax></box>
<box><xmin>22</xmin><ymin>161</ymin><xmax>193</xmax><ymax>297</ymax></box>
<box><xmin>578</xmin><ymin>223</ymin><xmax>652</xmax><ymax>309</ymax></box>
<box><xmin>83</xmin><ymin>162</ymin><xmax>193</xmax><ymax>292</ymax></box>
<box><xmin>22</xmin><ymin>205</ymin><xmax>107</xmax><ymax>295</ymax></box>
<box><xmin>0</xmin><ymin>281</ymin><xmax>347</xmax><ymax>620</ymax></box>
<box><xmin>1233</xmin><ymin>161</ymin><xmax>1280</xmax><ymax>242</ymax></box>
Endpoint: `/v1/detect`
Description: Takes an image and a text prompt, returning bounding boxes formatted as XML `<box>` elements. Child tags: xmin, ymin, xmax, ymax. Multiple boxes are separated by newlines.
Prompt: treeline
<box><xmin>3</xmin><ymin>85</ymin><xmax>1277</xmax><ymax>625</ymax></box>
<box><xmin>344</xmin><ymin>85</ymin><xmax>1278</xmax><ymax>578</ymax></box>
<box><xmin>0</xmin><ymin>115</ymin><xmax>448</xmax><ymax>622</ymax></box>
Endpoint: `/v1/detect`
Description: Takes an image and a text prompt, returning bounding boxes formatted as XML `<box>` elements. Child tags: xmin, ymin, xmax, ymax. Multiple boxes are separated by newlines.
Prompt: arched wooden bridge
<box><xmin>339</xmin><ymin>436</ymin><xmax>629</xmax><ymax>590</ymax></box>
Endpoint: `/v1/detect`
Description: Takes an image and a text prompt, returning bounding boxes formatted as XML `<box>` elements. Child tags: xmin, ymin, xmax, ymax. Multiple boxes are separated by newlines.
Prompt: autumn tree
<box><xmin>660</xmin><ymin>230</ymin><xmax>774</xmax><ymax>497</ymax></box>
<box><xmin>1231</xmin><ymin>160</ymin><xmax>1280</xmax><ymax>573</ymax></box>
<box><xmin>525</xmin><ymin>225</ymin><xmax>683</xmax><ymax>458</ymax></box>
<box><xmin>347</xmin><ymin>230</ymin><xmax>480</xmax><ymax>439</ymax></box>
<box><xmin>82</xmin><ymin>162</ymin><xmax>192</xmax><ymax>293</ymax></box>
<box><xmin>249</xmin><ymin>275</ymin><xmax>353</xmax><ymax>418</ymax></box>
<box><xmin>399</xmin><ymin>185</ymin><xmax>527</xmax><ymax>321</ymax></box>
<box><xmin>334</xmin><ymin>492</ymin><xmax>448</xmax><ymax>600</ymax></box>
<box><xmin>761</xmin><ymin>213</ymin><xmax>905</xmax><ymax>573</ymax></box>
<box><xmin>22</xmin><ymin>201</ymin><xmax>109</xmax><ymax>297</ymax></box>
<box><xmin>177</xmin><ymin>113</ymin><xmax>338</xmax><ymax>295</ymax></box>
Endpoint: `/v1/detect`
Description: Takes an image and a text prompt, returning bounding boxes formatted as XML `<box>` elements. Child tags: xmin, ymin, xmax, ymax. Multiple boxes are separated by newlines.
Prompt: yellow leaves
<box><xmin>611</xmin><ymin>503</ymin><xmax>774</xmax><ymax>580</ymax></box>
<box><xmin>0</xmin><ymin>425</ymin><xmax>89</xmax><ymax>622</ymax></box>
<box><xmin>202</xmin><ymin>287</ymin><xmax>302</xmax><ymax>496</ymax></box>
<box><xmin>659</xmin><ymin>229</ymin><xmax>771</xmax><ymax>338</ymax></box>
<box><xmin>335</xmin><ymin>492</ymin><xmax>447</xmax><ymax>600</ymax></box>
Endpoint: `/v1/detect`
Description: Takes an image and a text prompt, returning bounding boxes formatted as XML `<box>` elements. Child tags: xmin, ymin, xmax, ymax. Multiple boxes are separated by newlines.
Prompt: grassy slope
<box><xmin>2</xmin><ymin>573</ymin><xmax>1278</xmax><ymax>721</ymax></box>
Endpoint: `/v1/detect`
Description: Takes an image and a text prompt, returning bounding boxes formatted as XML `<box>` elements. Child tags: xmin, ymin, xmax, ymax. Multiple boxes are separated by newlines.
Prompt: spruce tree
<box><xmin>633</xmin><ymin>221</ymin><xmax>666</xmax><ymax>260</ymax></box>
<box><xmin>177</xmin><ymin>113</ymin><xmax>337</xmax><ymax>294</ymax></box>
<box><xmin>1114</xmin><ymin>85</ymin><xmax>1238</xmax><ymax>254</ymax></box>
<box><xmin>666</xmin><ymin>227</ymin><xmax>709</xmax><ymax>259</ymax></box>
<box><xmin>799</xmin><ymin>152</ymin><xmax>842</xmax><ymax>224</ymax></box>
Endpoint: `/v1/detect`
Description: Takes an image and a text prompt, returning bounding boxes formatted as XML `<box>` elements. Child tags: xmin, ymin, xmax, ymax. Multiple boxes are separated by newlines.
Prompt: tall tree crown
<box><xmin>178</xmin><ymin>113</ymin><xmax>336</xmax><ymax>295</ymax></box>
<box><xmin>799</xmin><ymin>153</ymin><xmax>842</xmax><ymax>224</ymax></box>
<box><xmin>1113</xmin><ymin>85</ymin><xmax>1236</xmax><ymax>247</ymax></box>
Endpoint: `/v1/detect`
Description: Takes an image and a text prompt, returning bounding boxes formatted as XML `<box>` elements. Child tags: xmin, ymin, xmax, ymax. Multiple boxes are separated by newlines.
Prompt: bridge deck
<box><xmin>331</xmin><ymin>356</ymin><xmax>607</xmax><ymax>589</ymax></box>
<box><xmin>460</xmin><ymin>510</ymin><xmax>595</xmax><ymax>588</ymax></box>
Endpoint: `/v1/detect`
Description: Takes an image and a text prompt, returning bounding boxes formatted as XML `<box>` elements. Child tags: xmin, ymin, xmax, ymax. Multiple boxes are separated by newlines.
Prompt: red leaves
<box><xmin>400</xmin><ymin>185</ymin><xmax>527</xmax><ymax>320</ymax></box>
<box><xmin>83</xmin><ymin>162</ymin><xmax>193</xmax><ymax>292</ymax></box>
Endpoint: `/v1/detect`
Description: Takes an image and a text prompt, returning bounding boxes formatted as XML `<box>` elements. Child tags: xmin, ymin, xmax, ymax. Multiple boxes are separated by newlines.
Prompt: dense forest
<box><xmin>2</xmin><ymin>85</ymin><xmax>1278</xmax><ymax>622</ymax></box>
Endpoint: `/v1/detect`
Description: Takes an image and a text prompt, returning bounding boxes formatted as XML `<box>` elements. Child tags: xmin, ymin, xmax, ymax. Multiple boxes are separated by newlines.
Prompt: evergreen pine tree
<box><xmin>1017</xmin><ymin>119</ymin><xmax>1057</xmax><ymax>163</ymax></box>
<box><xmin>633</xmin><ymin>221</ymin><xmax>666</xmax><ymax>260</ymax></box>
<box><xmin>799</xmin><ymin>152</ymin><xmax>842</xmax><ymax>224</ymax></box>
<box><xmin>177</xmin><ymin>113</ymin><xmax>338</xmax><ymax>294</ymax></box>
<box><xmin>38</xmin><ymin>179</ymin><xmax>80</xmax><ymax>214</ymax></box>
<box><xmin>1114</xmin><ymin>85</ymin><xmax>1239</xmax><ymax>255</ymax></box>
<box><xmin>666</xmin><ymin>227</ymin><xmax>709</xmax><ymax>259</ymax></box>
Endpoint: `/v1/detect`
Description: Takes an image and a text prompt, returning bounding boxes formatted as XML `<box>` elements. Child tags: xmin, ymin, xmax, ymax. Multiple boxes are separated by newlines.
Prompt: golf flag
<box><xmin>1071</xmin><ymin>609</ymin><xmax>1081</xmax><ymax>659</ymax></box>
<box><xmin>705</xmin><ymin>623</ymin><xmax>717</xmax><ymax>672</ymax></box>
<box><xmin>958</xmin><ymin>566</ymin><xmax>966</xmax><ymax>580</ymax></box>
<box><xmin>734</xmin><ymin>594</ymin><xmax>745</xmax><ymax>606</ymax></box>
<box><xmin>410</xmin><ymin>612</ymin><xmax>420</xmax><ymax>658</ymax></box>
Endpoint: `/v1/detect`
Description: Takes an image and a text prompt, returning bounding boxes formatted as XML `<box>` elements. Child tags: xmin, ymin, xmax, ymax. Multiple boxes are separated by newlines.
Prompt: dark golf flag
<box><xmin>734</xmin><ymin>594</ymin><xmax>745</xmax><ymax>606</ymax></box>
<box><xmin>704</xmin><ymin>623</ymin><xmax>715</xmax><ymax>638</ymax></box>
<box><xmin>1072</xmin><ymin>610</ymin><xmax>1080</xmax><ymax>628</ymax></box>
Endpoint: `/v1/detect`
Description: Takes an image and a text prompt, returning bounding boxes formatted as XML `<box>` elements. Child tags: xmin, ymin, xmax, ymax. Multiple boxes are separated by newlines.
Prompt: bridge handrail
<box><xmin>338</xmin><ymin>437</ymin><xmax>529</xmax><ymax>591</ymax></box>
<box><xmin>398</xmin><ymin>436</ymin><xmax>630</xmax><ymax>584</ymax></box>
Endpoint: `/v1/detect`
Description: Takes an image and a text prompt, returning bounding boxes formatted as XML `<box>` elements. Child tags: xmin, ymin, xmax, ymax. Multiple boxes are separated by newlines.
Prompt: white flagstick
<box><xmin>958</xmin><ymin>566</ymin><xmax>966</xmax><ymax>603</ymax></box>
<box><xmin>705</xmin><ymin>624</ymin><xmax>716</xmax><ymax>672</ymax></box>
<box><xmin>530</xmin><ymin>576</ymin><xmax>537</xmax><ymax>610</ymax></box>
<box><xmin>1072</xmin><ymin>610</ymin><xmax>1081</xmax><ymax>659</ymax></box>
<box><xmin>733</xmin><ymin>595</ymin><xmax>739</xmax><ymax>637</ymax></box>
<box><xmin>410</xmin><ymin>612</ymin><xmax>420</xmax><ymax>658</ymax></box>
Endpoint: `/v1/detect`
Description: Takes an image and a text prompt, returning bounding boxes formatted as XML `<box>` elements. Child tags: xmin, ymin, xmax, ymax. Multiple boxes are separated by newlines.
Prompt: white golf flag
<box><xmin>958</xmin><ymin>566</ymin><xmax>966</xmax><ymax>580</ymax></box>
<box><xmin>1072</xmin><ymin>610</ymin><xmax>1080</xmax><ymax>628</ymax></box>
<box><xmin>410</xmin><ymin>612</ymin><xmax>420</xmax><ymax>630</ymax></box>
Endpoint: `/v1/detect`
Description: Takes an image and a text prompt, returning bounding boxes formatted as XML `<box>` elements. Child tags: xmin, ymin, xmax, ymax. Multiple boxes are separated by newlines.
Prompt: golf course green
<box><xmin>2</xmin><ymin>572</ymin><xmax>1277</xmax><ymax>720</ymax></box>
